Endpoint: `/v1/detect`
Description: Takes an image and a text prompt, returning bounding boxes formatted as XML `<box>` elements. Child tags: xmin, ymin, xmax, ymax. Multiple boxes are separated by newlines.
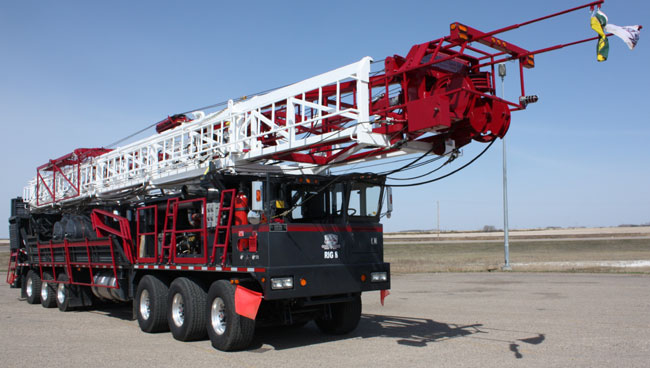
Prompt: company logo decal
<box><xmin>321</xmin><ymin>234</ymin><xmax>341</xmax><ymax>250</ymax></box>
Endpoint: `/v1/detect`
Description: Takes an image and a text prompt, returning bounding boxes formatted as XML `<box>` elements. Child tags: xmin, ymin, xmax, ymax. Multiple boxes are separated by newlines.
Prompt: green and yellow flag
<box><xmin>591</xmin><ymin>9</ymin><xmax>641</xmax><ymax>62</ymax></box>
<box><xmin>591</xmin><ymin>9</ymin><xmax>609</xmax><ymax>62</ymax></box>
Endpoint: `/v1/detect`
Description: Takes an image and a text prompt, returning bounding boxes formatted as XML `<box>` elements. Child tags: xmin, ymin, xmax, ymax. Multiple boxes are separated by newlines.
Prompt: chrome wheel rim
<box><xmin>139</xmin><ymin>289</ymin><xmax>151</xmax><ymax>320</ymax></box>
<box><xmin>41</xmin><ymin>282</ymin><xmax>49</xmax><ymax>301</ymax></box>
<box><xmin>57</xmin><ymin>283</ymin><xmax>65</xmax><ymax>304</ymax></box>
<box><xmin>171</xmin><ymin>293</ymin><xmax>185</xmax><ymax>327</ymax></box>
<box><xmin>211</xmin><ymin>297</ymin><xmax>226</xmax><ymax>335</ymax></box>
<box><xmin>26</xmin><ymin>278</ymin><xmax>33</xmax><ymax>298</ymax></box>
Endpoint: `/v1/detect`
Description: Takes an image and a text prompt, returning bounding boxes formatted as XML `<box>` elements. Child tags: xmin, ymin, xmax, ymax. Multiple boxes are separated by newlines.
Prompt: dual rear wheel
<box><xmin>23</xmin><ymin>270</ymin><xmax>42</xmax><ymax>304</ymax></box>
<box><xmin>55</xmin><ymin>273</ymin><xmax>74</xmax><ymax>312</ymax></box>
<box><xmin>40</xmin><ymin>272</ymin><xmax>57</xmax><ymax>308</ymax></box>
<box><xmin>167</xmin><ymin>277</ymin><xmax>207</xmax><ymax>341</ymax></box>
<box><xmin>22</xmin><ymin>270</ymin><xmax>84</xmax><ymax>311</ymax></box>
<box><xmin>135</xmin><ymin>275</ymin><xmax>169</xmax><ymax>333</ymax></box>
<box><xmin>135</xmin><ymin>277</ymin><xmax>254</xmax><ymax>351</ymax></box>
<box><xmin>135</xmin><ymin>275</ymin><xmax>211</xmax><ymax>342</ymax></box>
<box><xmin>134</xmin><ymin>276</ymin><xmax>360</xmax><ymax>351</ymax></box>
<box><xmin>206</xmin><ymin>280</ymin><xmax>255</xmax><ymax>351</ymax></box>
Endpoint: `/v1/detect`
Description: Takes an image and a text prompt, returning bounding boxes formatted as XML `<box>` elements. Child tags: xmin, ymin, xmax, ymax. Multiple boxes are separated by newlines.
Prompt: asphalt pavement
<box><xmin>1</xmin><ymin>272</ymin><xmax>648</xmax><ymax>367</ymax></box>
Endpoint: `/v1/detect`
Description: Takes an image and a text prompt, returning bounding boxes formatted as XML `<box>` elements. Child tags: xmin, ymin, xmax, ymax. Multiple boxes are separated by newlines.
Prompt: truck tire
<box><xmin>167</xmin><ymin>277</ymin><xmax>207</xmax><ymax>341</ymax></box>
<box><xmin>315</xmin><ymin>295</ymin><xmax>362</xmax><ymax>335</ymax></box>
<box><xmin>206</xmin><ymin>280</ymin><xmax>255</xmax><ymax>351</ymax></box>
<box><xmin>56</xmin><ymin>273</ymin><xmax>74</xmax><ymax>312</ymax></box>
<box><xmin>25</xmin><ymin>270</ymin><xmax>42</xmax><ymax>304</ymax></box>
<box><xmin>40</xmin><ymin>272</ymin><xmax>57</xmax><ymax>308</ymax></box>
<box><xmin>136</xmin><ymin>275</ymin><xmax>170</xmax><ymax>333</ymax></box>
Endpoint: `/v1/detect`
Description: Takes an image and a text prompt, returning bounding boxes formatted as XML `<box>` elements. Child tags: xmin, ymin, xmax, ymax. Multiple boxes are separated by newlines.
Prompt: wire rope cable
<box><xmin>386</xmin><ymin>139</ymin><xmax>495</xmax><ymax>187</ymax></box>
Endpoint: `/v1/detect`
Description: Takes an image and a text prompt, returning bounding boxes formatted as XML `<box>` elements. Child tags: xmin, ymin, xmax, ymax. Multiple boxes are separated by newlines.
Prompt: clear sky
<box><xmin>1</xmin><ymin>0</ymin><xmax>648</xmax><ymax>237</ymax></box>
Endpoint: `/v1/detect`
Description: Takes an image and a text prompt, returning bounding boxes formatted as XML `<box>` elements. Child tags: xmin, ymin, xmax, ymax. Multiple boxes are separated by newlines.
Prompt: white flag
<box><xmin>605</xmin><ymin>23</ymin><xmax>641</xmax><ymax>50</ymax></box>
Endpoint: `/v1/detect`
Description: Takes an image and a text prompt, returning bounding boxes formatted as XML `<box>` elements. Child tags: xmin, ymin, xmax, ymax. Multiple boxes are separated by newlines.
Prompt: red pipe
<box><xmin>474</xmin><ymin>1</ymin><xmax>605</xmax><ymax>42</ymax></box>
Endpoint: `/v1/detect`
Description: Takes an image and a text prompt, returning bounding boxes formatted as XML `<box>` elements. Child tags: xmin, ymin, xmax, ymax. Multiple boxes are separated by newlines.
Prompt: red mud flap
<box><xmin>234</xmin><ymin>285</ymin><xmax>263</xmax><ymax>320</ymax></box>
<box><xmin>380</xmin><ymin>289</ymin><xmax>390</xmax><ymax>306</ymax></box>
<box><xmin>6</xmin><ymin>250</ymin><xmax>18</xmax><ymax>285</ymax></box>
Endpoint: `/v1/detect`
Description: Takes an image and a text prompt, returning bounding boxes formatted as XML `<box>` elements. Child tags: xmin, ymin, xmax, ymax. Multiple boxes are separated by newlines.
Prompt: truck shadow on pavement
<box><xmin>251</xmin><ymin>314</ymin><xmax>483</xmax><ymax>351</ymax></box>
<box><xmin>251</xmin><ymin>314</ymin><xmax>545</xmax><ymax>359</ymax></box>
<box><xmin>358</xmin><ymin>314</ymin><xmax>483</xmax><ymax>347</ymax></box>
<box><xmin>85</xmin><ymin>303</ymin><xmax>545</xmax><ymax>359</ymax></box>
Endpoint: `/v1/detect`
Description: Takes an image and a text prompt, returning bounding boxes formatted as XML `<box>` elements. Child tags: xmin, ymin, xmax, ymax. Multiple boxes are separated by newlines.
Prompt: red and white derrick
<box><xmin>25</xmin><ymin>56</ymin><xmax>444</xmax><ymax>209</ymax></box>
<box><xmin>24</xmin><ymin>0</ymin><xmax>612</xmax><ymax>209</ymax></box>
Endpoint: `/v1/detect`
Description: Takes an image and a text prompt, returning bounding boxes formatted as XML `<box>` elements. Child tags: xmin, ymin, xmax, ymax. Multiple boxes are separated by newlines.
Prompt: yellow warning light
<box><xmin>300</xmin><ymin>278</ymin><xmax>307</xmax><ymax>287</ymax></box>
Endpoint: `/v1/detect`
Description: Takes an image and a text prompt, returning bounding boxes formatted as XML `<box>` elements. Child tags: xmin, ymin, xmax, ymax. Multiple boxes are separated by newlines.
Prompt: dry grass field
<box><xmin>0</xmin><ymin>240</ymin><xmax>10</xmax><ymax>273</ymax></box>
<box><xmin>385</xmin><ymin>238</ymin><xmax>650</xmax><ymax>273</ymax></box>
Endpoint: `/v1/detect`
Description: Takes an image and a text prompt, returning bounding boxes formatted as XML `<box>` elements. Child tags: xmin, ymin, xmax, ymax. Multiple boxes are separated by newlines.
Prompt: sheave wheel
<box><xmin>315</xmin><ymin>294</ymin><xmax>362</xmax><ymax>335</ymax></box>
<box><xmin>25</xmin><ymin>270</ymin><xmax>42</xmax><ymax>304</ymax></box>
<box><xmin>206</xmin><ymin>280</ymin><xmax>255</xmax><ymax>351</ymax></box>
<box><xmin>40</xmin><ymin>272</ymin><xmax>57</xmax><ymax>308</ymax></box>
<box><xmin>56</xmin><ymin>273</ymin><xmax>75</xmax><ymax>312</ymax></box>
<box><xmin>135</xmin><ymin>275</ymin><xmax>170</xmax><ymax>333</ymax></box>
<box><xmin>167</xmin><ymin>277</ymin><xmax>208</xmax><ymax>341</ymax></box>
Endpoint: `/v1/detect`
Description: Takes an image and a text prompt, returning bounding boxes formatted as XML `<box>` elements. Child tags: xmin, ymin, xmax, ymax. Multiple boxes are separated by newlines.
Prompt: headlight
<box><xmin>370</xmin><ymin>272</ymin><xmax>388</xmax><ymax>282</ymax></box>
<box><xmin>271</xmin><ymin>277</ymin><xmax>294</xmax><ymax>290</ymax></box>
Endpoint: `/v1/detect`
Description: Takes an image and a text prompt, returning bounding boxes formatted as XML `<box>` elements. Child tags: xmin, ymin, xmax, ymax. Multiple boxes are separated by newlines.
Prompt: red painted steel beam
<box><xmin>449</xmin><ymin>23</ymin><xmax>534</xmax><ymax>68</ymax></box>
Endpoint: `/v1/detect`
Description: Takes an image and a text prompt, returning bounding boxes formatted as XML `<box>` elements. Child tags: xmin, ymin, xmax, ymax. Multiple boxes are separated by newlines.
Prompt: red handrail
<box><xmin>90</xmin><ymin>209</ymin><xmax>135</xmax><ymax>264</ymax></box>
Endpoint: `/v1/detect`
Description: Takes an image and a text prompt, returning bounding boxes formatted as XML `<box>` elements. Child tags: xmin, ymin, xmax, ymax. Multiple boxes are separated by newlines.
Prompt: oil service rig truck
<box><xmin>5</xmin><ymin>1</ymin><xmax>631</xmax><ymax>351</ymax></box>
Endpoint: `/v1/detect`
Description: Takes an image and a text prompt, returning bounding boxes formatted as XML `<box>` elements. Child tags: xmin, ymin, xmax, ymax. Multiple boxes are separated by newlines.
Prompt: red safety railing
<box><xmin>35</xmin><ymin>148</ymin><xmax>111</xmax><ymax>206</ymax></box>
<box><xmin>36</xmin><ymin>237</ymin><xmax>119</xmax><ymax>288</ymax></box>
<box><xmin>168</xmin><ymin>198</ymin><xmax>208</xmax><ymax>264</ymax></box>
<box><xmin>136</xmin><ymin>205</ymin><xmax>158</xmax><ymax>263</ymax></box>
<box><xmin>90</xmin><ymin>209</ymin><xmax>135</xmax><ymax>264</ymax></box>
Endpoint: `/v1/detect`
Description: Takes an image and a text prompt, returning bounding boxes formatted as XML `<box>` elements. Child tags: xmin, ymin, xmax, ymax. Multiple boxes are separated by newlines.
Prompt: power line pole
<box><xmin>499</xmin><ymin>63</ymin><xmax>512</xmax><ymax>271</ymax></box>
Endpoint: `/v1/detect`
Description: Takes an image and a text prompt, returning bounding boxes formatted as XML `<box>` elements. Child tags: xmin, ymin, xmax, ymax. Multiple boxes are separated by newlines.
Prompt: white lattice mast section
<box><xmin>25</xmin><ymin>57</ymin><xmax>401</xmax><ymax>208</ymax></box>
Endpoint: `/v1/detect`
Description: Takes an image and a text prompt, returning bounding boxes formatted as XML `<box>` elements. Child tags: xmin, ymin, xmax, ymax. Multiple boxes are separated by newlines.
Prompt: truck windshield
<box><xmin>284</xmin><ymin>180</ymin><xmax>383</xmax><ymax>223</ymax></box>
<box><xmin>348</xmin><ymin>183</ymin><xmax>382</xmax><ymax>218</ymax></box>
